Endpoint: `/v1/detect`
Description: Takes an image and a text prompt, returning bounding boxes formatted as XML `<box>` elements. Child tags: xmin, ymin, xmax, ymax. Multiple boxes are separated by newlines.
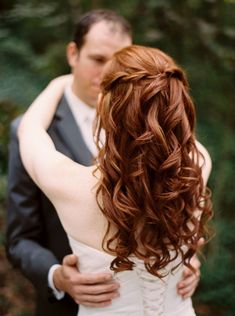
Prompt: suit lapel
<box><xmin>53</xmin><ymin>95</ymin><xmax>94</xmax><ymax>166</ymax></box>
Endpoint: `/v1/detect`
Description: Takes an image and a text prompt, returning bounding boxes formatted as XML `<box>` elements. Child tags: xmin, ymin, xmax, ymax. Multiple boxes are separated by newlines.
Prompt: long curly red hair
<box><xmin>94</xmin><ymin>45</ymin><xmax>212</xmax><ymax>277</ymax></box>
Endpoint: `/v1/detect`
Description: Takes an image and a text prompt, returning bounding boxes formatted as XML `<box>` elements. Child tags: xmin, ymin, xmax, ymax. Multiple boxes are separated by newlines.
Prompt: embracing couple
<box><xmin>6</xmin><ymin>9</ymin><xmax>212</xmax><ymax>316</ymax></box>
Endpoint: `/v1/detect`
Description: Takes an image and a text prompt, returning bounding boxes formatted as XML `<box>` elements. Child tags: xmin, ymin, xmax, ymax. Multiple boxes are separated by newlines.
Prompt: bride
<box><xmin>18</xmin><ymin>45</ymin><xmax>212</xmax><ymax>315</ymax></box>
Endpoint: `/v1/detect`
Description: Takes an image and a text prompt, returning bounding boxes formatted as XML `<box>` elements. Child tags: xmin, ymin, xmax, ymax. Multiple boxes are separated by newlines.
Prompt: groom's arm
<box><xmin>6</xmin><ymin>117</ymin><xmax>60</xmax><ymax>296</ymax></box>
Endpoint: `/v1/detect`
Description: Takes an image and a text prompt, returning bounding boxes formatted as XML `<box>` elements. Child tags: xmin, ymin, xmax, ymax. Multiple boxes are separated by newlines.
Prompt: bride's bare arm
<box><xmin>18</xmin><ymin>75</ymin><xmax>74</xmax><ymax>195</ymax></box>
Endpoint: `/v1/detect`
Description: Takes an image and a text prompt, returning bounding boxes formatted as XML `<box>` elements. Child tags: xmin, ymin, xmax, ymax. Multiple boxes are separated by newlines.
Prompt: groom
<box><xmin>6</xmin><ymin>9</ymin><xmax>200</xmax><ymax>316</ymax></box>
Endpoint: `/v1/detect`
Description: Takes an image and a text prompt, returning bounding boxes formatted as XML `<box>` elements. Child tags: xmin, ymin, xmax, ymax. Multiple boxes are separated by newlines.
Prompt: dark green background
<box><xmin>0</xmin><ymin>0</ymin><xmax>235</xmax><ymax>315</ymax></box>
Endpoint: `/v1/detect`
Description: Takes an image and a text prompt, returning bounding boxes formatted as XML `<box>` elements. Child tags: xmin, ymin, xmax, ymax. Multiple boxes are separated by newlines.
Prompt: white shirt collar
<box><xmin>64</xmin><ymin>84</ymin><xmax>96</xmax><ymax>126</ymax></box>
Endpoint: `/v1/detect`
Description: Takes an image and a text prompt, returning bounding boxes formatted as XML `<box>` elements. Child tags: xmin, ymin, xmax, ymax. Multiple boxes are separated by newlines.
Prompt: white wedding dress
<box><xmin>68</xmin><ymin>235</ymin><xmax>196</xmax><ymax>316</ymax></box>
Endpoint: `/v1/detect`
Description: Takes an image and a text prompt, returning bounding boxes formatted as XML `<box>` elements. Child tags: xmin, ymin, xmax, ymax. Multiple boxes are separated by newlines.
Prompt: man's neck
<box><xmin>71</xmin><ymin>83</ymin><xmax>96</xmax><ymax>109</ymax></box>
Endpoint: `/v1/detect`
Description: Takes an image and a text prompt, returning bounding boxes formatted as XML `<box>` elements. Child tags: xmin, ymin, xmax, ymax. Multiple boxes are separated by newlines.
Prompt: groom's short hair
<box><xmin>73</xmin><ymin>9</ymin><xmax>132</xmax><ymax>50</ymax></box>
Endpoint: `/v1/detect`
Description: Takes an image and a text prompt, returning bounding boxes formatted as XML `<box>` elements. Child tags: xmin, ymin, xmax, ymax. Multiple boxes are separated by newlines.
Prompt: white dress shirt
<box><xmin>65</xmin><ymin>84</ymin><xmax>97</xmax><ymax>156</ymax></box>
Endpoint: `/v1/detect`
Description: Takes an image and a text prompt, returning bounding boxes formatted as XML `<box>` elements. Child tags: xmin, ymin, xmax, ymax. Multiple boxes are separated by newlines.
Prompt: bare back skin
<box><xmin>44</xmin><ymin>141</ymin><xmax>211</xmax><ymax>253</ymax></box>
<box><xmin>53</xmin><ymin>165</ymin><xmax>108</xmax><ymax>251</ymax></box>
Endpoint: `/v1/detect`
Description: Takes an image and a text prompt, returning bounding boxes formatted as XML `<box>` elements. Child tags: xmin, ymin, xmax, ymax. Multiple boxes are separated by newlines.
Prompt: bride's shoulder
<box><xmin>195</xmin><ymin>140</ymin><xmax>212</xmax><ymax>185</ymax></box>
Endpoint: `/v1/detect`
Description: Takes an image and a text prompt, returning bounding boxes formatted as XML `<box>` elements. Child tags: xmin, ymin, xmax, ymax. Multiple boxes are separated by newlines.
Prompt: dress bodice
<box><xmin>68</xmin><ymin>235</ymin><xmax>196</xmax><ymax>316</ymax></box>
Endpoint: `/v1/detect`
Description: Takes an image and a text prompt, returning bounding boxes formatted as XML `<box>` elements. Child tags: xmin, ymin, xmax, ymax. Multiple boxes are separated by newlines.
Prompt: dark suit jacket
<box><xmin>6</xmin><ymin>95</ymin><xmax>93</xmax><ymax>316</ymax></box>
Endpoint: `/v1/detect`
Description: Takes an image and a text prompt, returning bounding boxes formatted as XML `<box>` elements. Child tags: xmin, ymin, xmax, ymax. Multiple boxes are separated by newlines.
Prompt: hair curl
<box><xmin>94</xmin><ymin>45</ymin><xmax>212</xmax><ymax>277</ymax></box>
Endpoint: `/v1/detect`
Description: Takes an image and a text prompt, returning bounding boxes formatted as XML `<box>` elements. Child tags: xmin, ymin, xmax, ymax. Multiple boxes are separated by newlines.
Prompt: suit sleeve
<box><xmin>5</xmin><ymin>117</ymin><xmax>59</xmax><ymax>297</ymax></box>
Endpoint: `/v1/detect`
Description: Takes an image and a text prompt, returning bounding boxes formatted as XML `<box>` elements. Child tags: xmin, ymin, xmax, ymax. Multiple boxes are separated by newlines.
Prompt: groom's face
<box><xmin>67</xmin><ymin>20</ymin><xmax>132</xmax><ymax>108</ymax></box>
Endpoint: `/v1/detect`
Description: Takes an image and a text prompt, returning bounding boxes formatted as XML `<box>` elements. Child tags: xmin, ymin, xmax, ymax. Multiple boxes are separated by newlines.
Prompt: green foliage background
<box><xmin>0</xmin><ymin>0</ymin><xmax>235</xmax><ymax>315</ymax></box>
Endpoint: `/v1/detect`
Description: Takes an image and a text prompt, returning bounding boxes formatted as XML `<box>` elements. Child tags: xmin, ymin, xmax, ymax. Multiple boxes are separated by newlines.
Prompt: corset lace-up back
<box><xmin>68</xmin><ymin>235</ymin><xmax>196</xmax><ymax>316</ymax></box>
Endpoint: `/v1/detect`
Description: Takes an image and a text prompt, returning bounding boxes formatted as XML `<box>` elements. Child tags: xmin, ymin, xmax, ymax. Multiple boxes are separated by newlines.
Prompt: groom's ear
<box><xmin>66</xmin><ymin>42</ymin><xmax>80</xmax><ymax>68</ymax></box>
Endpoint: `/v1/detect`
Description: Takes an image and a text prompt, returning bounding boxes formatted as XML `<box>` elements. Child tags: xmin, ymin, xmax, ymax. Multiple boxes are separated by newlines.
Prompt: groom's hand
<box><xmin>53</xmin><ymin>254</ymin><xmax>120</xmax><ymax>307</ymax></box>
<box><xmin>177</xmin><ymin>254</ymin><xmax>201</xmax><ymax>299</ymax></box>
<box><xmin>177</xmin><ymin>237</ymin><xmax>204</xmax><ymax>298</ymax></box>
